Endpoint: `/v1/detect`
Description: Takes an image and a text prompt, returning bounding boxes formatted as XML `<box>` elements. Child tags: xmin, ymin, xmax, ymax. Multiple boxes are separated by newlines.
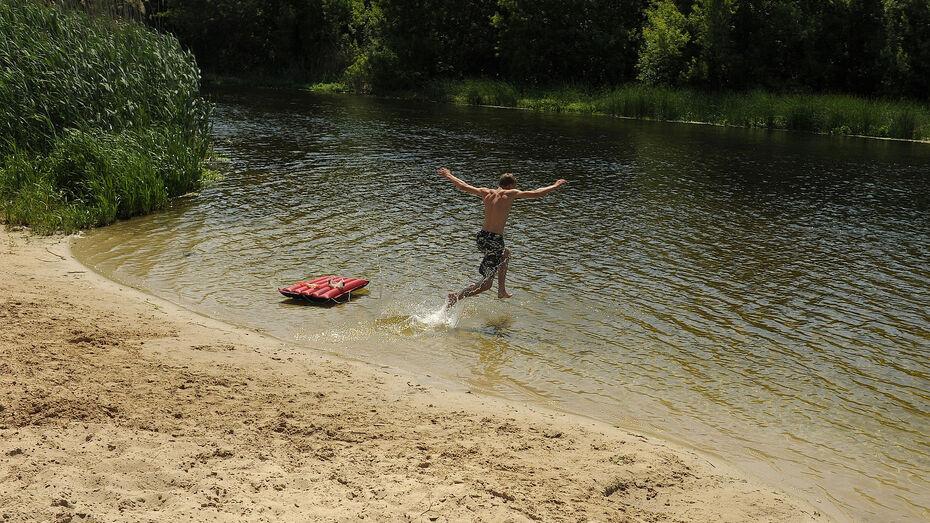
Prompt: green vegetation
<box><xmin>149</xmin><ymin>0</ymin><xmax>929</xmax><ymax>141</ymax></box>
<box><xmin>307</xmin><ymin>82</ymin><xmax>351</xmax><ymax>94</ymax></box>
<box><xmin>4</xmin><ymin>2</ymin><xmax>919</xmax><ymax>233</ymax></box>
<box><xmin>0</xmin><ymin>1</ymin><xmax>212</xmax><ymax>233</ymax></box>
<box><xmin>635</xmin><ymin>0</ymin><xmax>930</xmax><ymax>99</ymax></box>
<box><xmin>152</xmin><ymin>0</ymin><xmax>362</xmax><ymax>83</ymax></box>
<box><xmin>425</xmin><ymin>80</ymin><xmax>930</xmax><ymax>140</ymax></box>
<box><xmin>152</xmin><ymin>0</ymin><xmax>930</xmax><ymax>102</ymax></box>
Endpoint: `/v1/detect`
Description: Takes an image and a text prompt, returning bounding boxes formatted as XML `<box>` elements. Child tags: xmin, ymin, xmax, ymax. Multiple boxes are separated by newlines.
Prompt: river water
<box><xmin>73</xmin><ymin>89</ymin><xmax>930</xmax><ymax>520</ymax></box>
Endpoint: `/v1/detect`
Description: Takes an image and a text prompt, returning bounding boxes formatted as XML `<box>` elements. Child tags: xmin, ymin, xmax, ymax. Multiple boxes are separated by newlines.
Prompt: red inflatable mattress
<box><xmin>279</xmin><ymin>275</ymin><xmax>369</xmax><ymax>304</ymax></box>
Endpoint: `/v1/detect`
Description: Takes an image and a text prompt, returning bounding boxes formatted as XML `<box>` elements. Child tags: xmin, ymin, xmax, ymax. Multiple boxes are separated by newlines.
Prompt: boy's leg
<box><xmin>448</xmin><ymin>276</ymin><xmax>494</xmax><ymax>307</ymax></box>
<box><xmin>497</xmin><ymin>248</ymin><xmax>512</xmax><ymax>299</ymax></box>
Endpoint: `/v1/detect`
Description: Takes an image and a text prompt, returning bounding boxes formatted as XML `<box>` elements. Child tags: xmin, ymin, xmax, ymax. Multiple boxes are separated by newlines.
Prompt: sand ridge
<box><xmin>0</xmin><ymin>229</ymin><xmax>825</xmax><ymax>522</ymax></box>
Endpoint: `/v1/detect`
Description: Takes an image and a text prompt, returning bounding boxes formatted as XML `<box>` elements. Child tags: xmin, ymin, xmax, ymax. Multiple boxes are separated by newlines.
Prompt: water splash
<box><xmin>370</xmin><ymin>295</ymin><xmax>463</xmax><ymax>335</ymax></box>
<box><xmin>410</xmin><ymin>300</ymin><xmax>461</xmax><ymax>329</ymax></box>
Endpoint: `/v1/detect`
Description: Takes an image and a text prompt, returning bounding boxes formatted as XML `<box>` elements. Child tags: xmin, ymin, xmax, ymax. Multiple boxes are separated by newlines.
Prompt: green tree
<box><xmin>795</xmin><ymin>0</ymin><xmax>850</xmax><ymax>93</ymax></box>
<box><xmin>155</xmin><ymin>0</ymin><xmax>358</xmax><ymax>80</ymax></box>
<box><xmin>637</xmin><ymin>0</ymin><xmax>691</xmax><ymax>85</ymax></box>
<box><xmin>687</xmin><ymin>0</ymin><xmax>736</xmax><ymax>88</ymax></box>
<box><xmin>145</xmin><ymin>0</ymin><xmax>930</xmax><ymax>101</ymax></box>
<box><xmin>884</xmin><ymin>0</ymin><xmax>930</xmax><ymax>98</ymax></box>
<box><xmin>726</xmin><ymin>0</ymin><xmax>807</xmax><ymax>90</ymax></box>
<box><xmin>493</xmin><ymin>0</ymin><xmax>648</xmax><ymax>86</ymax></box>
<box><xmin>382</xmin><ymin>0</ymin><xmax>496</xmax><ymax>78</ymax></box>
<box><xmin>844</xmin><ymin>0</ymin><xmax>888</xmax><ymax>95</ymax></box>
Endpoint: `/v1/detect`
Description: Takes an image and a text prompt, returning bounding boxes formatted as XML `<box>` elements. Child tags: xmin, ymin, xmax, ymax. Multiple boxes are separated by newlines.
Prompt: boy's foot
<box><xmin>447</xmin><ymin>293</ymin><xmax>459</xmax><ymax>307</ymax></box>
<box><xmin>498</xmin><ymin>291</ymin><xmax>513</xmax><ymax>299</ymax></box>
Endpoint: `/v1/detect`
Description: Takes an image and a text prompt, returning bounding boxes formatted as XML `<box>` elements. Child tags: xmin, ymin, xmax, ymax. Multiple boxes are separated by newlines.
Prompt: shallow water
<box><xmin>74</xmin><ymin>89</ymin><xmax>930</xmax><ymax>520</ymax></box>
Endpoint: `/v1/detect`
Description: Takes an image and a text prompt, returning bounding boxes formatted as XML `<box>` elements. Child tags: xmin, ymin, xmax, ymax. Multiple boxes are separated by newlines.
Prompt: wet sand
<box><xmin>0</xmin><ymin>228</ymin><xmax>825</xmax><ymax>522</ymax></box>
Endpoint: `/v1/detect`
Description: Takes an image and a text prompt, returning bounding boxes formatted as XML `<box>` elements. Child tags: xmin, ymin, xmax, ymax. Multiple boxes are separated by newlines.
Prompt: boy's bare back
<box><xmin>481</xmin><ymin>189</ymin><xmax>516</xmax><ymax>234</ymax></box>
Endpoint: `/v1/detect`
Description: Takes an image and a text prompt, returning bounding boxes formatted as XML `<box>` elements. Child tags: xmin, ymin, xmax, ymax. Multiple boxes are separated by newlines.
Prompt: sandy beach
<box><xmin>0</xmin><ymin>228</ymin><xmax>824</xmax><ymax>522</ymax></box>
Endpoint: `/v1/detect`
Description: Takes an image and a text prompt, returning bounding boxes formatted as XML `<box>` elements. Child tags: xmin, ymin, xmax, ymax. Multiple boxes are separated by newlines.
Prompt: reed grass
<box><xmin>423</xmin><ymin>79</ymin><xmax>930</xmax><ymax>141</ymax></box>
<box><xmin>0</xmin><ymin>0</ymin><xmax>212</xmax><ymax>233</ymax></box>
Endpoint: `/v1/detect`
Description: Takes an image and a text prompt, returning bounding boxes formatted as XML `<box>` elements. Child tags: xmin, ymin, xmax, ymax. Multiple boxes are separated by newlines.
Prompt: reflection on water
<box><xmin>73</xmin><ymin>88</ymin><xmax>930</xmax><ymax>521</ymax></box>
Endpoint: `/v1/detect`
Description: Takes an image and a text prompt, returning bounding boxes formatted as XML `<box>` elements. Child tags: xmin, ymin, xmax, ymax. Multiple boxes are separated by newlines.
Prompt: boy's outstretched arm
<box><xmin>437</xmin><ymin>167</ymin><xmax>486</xmax><ymax>196</ymax></box>
<box><xmin>514</xmin><ymin>179</ymin><xmax>568</xmax><ymax>199</ymax></box>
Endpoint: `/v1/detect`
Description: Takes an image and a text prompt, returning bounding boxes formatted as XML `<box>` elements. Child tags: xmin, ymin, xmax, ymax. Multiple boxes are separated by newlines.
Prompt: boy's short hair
<box><xmin>499</xmin><ymin>173</ymin><xmax>516</xmax><ymax>188</ymax></box>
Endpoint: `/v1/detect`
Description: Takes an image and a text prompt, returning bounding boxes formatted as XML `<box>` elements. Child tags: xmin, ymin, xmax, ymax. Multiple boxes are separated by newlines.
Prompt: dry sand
<box><xmin>0</xmin><ymin>229</ymin><xmax>826</xmax><ymax>522</ymax></box>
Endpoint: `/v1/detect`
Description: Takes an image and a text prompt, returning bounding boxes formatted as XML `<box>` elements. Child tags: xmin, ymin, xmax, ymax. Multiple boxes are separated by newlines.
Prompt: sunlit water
<box><xmin>73</xmin><ymin>89</ymin><xmax>930</xmax><ymax>521</ymax></box>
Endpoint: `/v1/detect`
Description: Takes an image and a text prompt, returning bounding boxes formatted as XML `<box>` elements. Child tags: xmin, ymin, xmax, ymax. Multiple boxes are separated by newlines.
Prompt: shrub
<box><xmin>344</xmin><ymin>46</ymin><xmax>409</xmax><ymax>93</ymax></box>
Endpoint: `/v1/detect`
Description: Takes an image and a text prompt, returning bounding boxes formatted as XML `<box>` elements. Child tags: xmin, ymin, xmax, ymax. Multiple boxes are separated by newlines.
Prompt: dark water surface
<box><xmin>74</xmin><ymin>89</ymin><xmax>930</xmax><ymax>520</ymax></box>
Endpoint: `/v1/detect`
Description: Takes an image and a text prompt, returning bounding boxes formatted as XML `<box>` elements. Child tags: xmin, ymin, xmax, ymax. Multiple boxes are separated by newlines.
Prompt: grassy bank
<box><xmin>0</xmin><ymin>1</ymin><xmax>212</xmax><ymax>233</ymax></box>
<box><xmin>309</xmin><ymin>79</ymin><xmax>930</xmax><ymax>141</ymax></box>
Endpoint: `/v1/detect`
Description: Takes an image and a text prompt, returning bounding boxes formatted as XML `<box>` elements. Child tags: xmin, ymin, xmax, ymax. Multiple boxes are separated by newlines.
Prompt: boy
<box><xmin>437</xmin><ymin>167</ymin><xmax>567</xmax><ymax>307</ymax></box>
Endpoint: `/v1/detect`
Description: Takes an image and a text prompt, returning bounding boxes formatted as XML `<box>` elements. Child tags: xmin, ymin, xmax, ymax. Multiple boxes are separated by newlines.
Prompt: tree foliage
<box><xmin>376</xmin><ymin>0</ymin><xmax>497</xmax><ymax>81</ymax></box>
<box><xmin>884</xmin><ymin>0</ymin><xmax>930</xmax><ymax>98</ymax></box>
<box><xmin>155</xmin><ymin>0</ymin><xmax>360</xmax><ymax>79</ymax></box>
<box><xmin>151</xmin><ymin>0</ymin><xmax>930</xmax><ymax>99</ymax></box>
<box><xmin>638</xmin><ymin>0</ymin><xmax>691</xmax><ymax>85</ymax></box>
<box><xmin>492</xmin><ymin>0</ymin><xmax>647</xmax><ymax>85</ymax></box>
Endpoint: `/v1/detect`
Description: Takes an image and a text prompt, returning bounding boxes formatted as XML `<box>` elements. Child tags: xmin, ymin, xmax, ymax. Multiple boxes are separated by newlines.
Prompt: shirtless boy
<box><xmin>438</xmin><ymin>167</ymin><xmax>567</xmax><ymax>307</ymax></box>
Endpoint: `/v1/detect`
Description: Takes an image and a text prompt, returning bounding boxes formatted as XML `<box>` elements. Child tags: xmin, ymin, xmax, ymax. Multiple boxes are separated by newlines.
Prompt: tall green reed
<box><xmin>0</xmin><ymin>0</ymin><xmax>211</xmax><ymax>233</ymax></box>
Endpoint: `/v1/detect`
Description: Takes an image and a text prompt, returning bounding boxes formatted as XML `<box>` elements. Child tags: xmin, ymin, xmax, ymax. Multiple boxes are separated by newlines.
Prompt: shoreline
<box><xmin>1</xmin><ymin>228</ymin><xmax>827</xmax><ymax>521</ymax></box>
<box><xmin>371</xmin><ymin>93</ymin><xmax>930</xmax><ymax>145</ymax></box>
<box><xmin>211</xmin><ymin>78</ymin><xmax>930</xmax><ymax>144</ymax></box>
<box><xmin>205</xmin><ymin>79</ymin><xmax>930</xmax><ymax>145</ymax></box>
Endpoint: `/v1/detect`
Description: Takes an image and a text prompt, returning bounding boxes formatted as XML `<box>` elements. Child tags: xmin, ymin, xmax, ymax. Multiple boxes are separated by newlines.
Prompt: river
<box><xmin>73</xmin><ymin>88</ymin><xmax>930</xmax><ymax>521</ymax></box>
